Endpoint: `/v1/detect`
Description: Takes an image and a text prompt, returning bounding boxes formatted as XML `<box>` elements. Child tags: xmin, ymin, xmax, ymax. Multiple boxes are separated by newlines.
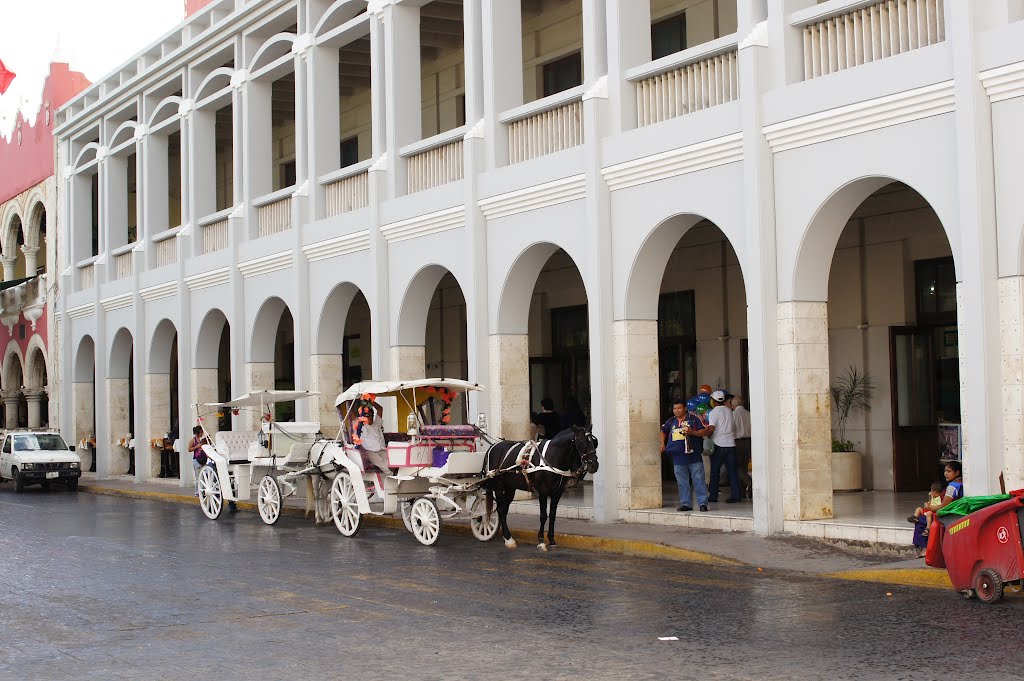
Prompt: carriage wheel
<box><xmin>257</xmin><ymin>475</ymin><xmax>282</xmax><ymax>526</ymax></box>
<box><xmin>197</xmin><ymin>466</ymin><xmax>223</xmax><ymax>520</ymax></box>
<box><xmin>469</xmin><ymin>495</ymin><xmax>499</xmax><ymax>542</ymax></box>
<box><xmin>401</xmin><ymin>501</ymin><xmax>414</xmax><ymax>533</ymax></box>
<box><xmin>975</xmin><ymin>568</ymin><xmax>1004</xmax><ymax>604</ymax></box>
<box><xmin>330</xmin><ymin>472</ymin><xmax>362</xmax><ymax>537</ymax></box>
<box><xmin>410</xmin><ymin>497</ymin><xmax>441</xmax><ymax>546</ymax></box>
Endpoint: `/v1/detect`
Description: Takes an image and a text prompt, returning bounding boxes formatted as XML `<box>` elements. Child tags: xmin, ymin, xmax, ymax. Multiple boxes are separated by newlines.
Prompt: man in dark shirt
<box><xmin>660</xmin><ymin>399</ymin><xmax>710</xmax><ymax>512</ymax></box>
<box><xmin>531</xmin><ymin>397</ymin><xmax>562</xmax><ymax>440</ymax></box>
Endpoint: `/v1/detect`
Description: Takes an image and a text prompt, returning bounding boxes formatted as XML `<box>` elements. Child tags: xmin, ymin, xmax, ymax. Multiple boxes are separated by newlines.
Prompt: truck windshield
<box><xmin>14</xmin><ymin>434</ymin><xmax>69</xmax><ymax>452</ymax></box>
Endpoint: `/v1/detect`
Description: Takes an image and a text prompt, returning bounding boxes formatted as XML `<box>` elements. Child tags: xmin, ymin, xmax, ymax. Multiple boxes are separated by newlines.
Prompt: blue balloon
<box><xmin>685</xmin><ymin>398</ymin><xmax>698</xmax><ymax>412</ymax></box>
<box><xmin>696</xmin><ymin>394</ymin><xmax>712</xmax><ymax>406</ymax></box>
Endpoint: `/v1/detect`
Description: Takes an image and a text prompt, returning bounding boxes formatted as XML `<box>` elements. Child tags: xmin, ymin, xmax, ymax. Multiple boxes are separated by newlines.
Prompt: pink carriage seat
<box><xmin>420</xmin><ymin>424</ymin><xmax>476</xmax><ymax>438</ymax></box>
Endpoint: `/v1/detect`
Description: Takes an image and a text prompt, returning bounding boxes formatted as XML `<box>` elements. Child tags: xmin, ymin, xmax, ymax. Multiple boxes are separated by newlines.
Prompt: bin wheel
<box><xmin>975</xmin><ymin>568</ymin><xmax>1004</xmax><ymax>604</ymax></box>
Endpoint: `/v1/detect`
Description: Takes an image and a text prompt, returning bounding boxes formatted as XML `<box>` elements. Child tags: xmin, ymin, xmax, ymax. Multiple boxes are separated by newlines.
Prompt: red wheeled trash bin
<box><xmin>930</xmin><ymin>492</ymin><xmax>1024</xmax><ymax>603</ymax></box>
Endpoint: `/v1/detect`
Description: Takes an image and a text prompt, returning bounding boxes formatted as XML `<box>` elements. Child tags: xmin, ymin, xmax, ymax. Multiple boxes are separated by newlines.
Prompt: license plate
<box><xmin>45</xmin><ymin>471</ymin><xmax>58</xmax><ymax>479</ymax></box>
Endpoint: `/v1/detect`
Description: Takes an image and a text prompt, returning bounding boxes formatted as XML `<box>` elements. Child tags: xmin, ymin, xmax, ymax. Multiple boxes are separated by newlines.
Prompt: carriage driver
<box><xmin>352</xmin><ymin>397</ymin><xmax>391</xmax><ymax>475</ymax></box>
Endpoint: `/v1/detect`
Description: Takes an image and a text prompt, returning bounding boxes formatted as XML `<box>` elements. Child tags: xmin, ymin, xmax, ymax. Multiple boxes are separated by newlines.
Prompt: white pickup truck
<box><xmin>0</xmin><ymin>430</ymin><xmax>82</xmax><ymax>492</ymax></box>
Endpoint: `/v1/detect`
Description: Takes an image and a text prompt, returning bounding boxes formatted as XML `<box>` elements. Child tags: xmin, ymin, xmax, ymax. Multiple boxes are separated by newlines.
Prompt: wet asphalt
<box><xmin>0</xmin><ymin>487</ymin><xmax>1022</xmax><ymax>681</ymax></box>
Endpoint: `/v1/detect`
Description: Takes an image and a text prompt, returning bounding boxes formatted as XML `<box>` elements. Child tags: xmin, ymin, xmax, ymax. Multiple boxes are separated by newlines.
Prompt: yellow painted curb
<box><xmin>826</xmin><ymin>568</ymin><xmax>952</xmax><ymax>589</ymax></box>
<box><xmin>80</xmin><ymin>484</ymin><xmax>740</xmax><ymax>567</ymax></box>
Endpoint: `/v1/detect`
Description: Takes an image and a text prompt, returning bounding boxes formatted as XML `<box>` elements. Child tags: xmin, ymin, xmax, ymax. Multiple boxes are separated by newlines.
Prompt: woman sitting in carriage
<box><xmin>344</xmin><ymin>395</ymin><xmax>391</xmax><ymax>475</ymax></box>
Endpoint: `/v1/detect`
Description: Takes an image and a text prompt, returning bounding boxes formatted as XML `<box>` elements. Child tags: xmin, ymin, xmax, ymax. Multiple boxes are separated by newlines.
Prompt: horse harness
<box><xmin>486</xmin><ymin>436</ymin><xmax>586</xmax><ymax>492</ymax></box>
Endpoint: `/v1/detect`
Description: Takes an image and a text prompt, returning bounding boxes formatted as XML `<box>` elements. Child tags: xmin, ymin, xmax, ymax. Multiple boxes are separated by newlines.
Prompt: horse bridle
<box><xmin>569</xmin><ymin>428</ymin><xmax>599</xmax><ymax>479</ymax></box>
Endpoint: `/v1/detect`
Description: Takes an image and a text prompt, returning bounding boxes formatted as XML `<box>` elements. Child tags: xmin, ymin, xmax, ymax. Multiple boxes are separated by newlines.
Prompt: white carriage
<box><xmin>318</xmin><ymin>379</ymin><xmax>499</xmax><ymax>545</ymax></box>
<box><xmin>193</xmin><ymin>390</ymin><xmax>334</xmax><ymax>525</ymax></box>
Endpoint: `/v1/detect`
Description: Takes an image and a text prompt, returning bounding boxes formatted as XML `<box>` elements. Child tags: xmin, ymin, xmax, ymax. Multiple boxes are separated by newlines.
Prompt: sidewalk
<box><xmin>79</xmin><ymin>478</ymin><xmax>952</xmax><ymax>590</ymax></box>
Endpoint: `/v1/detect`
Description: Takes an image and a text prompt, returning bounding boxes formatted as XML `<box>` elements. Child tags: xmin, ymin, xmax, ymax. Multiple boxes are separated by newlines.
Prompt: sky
<box><xmin>0</xmin><ymin>0</ymin><xmax>184</xmax><ymax>140</ymax></box>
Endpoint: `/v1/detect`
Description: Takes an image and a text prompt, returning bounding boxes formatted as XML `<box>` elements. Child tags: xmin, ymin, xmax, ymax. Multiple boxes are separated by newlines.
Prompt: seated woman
<box><xmin>910</xmin><ymin>461</ymin><xmax>963</xmax><ymax>557</ymax></box>
<box><xmin>350</xmin><ymin>397</ymin><xmax>390</xmax><ymax>474</ymax></box>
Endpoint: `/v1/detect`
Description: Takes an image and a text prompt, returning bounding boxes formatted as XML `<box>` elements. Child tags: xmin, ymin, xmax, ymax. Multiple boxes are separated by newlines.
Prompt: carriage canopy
<box><xmin>198</xmin><ymin>389</ymin><xmax>319</xmax><ymax>409</ymax></box>
<box><xmin>333</xmin><ymin>379</ymin><xmax>483</xmax><ymax>408</ymax></box>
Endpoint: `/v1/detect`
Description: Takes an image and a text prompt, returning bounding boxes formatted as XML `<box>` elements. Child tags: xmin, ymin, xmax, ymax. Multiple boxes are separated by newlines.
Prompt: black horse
<box><xmin>481</xmin><ymin>425</ymin><xmax>599</xmax><ymax>551</ymax></box>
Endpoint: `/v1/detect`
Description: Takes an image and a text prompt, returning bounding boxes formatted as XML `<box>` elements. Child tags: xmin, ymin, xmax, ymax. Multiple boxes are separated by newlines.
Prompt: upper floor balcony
<box><xmin>56</xmin><ymin>0</ymin><xmax>1022</xmax><ymax>296</ymax></box>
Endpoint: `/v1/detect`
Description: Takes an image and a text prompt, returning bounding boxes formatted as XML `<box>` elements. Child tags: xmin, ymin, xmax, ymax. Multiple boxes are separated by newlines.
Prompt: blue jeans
<box><xmin>673</xmin><ymin>461</ymin><xmax>709</xmax><ymax>508</ymax></box>
<box><xmin>708</xmin><ymin>446</ymin><xmax>742</xmax><ymax>501</ymax></box>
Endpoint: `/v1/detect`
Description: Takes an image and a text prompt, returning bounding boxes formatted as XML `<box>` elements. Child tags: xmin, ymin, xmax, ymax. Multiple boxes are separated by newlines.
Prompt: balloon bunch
<box><xmin>686</xmin><ymin>384</ymin><xmax>716</xmax><ymax>420</ymax></box>
<box><xmin>351</xmin><ymin>392</ymin><xmax>377</xmax><ymax>445</ymax></box>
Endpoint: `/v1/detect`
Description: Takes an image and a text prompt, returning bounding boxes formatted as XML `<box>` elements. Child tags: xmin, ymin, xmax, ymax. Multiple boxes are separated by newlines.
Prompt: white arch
<box><xmin>314</xmin><ymin>282</ymin><xmax>365</xmax><ymax>355</ymax></box>
<box><xmin>790</xmin><ymin>176</ymin><xmax>957</xmax><ymax>301</ymax></box>
<box><xmin>25</xmin><ymin>198</ymin><xmax>46</xmax><ymax>249</ymax></box>
<box><xmin>1</xmin><ymin>206</ymin><xmax>22</xmax><ymax>260</ymax></box>
<box><xmin>2</xmin><ymin>341</ymin><xmax>25</xmax><ymax>391</ymax></box>
<box><xmin>394</xmin><ymin>265</ymin><xmax>468</xmax><ymax>346</ymax></box>
<box><xmin>148</xmin><ymin>319</ymin><xmax>178</xmax><ymax>374</ymax></box>
<box><xmin>146</xmin><ymin>96</ymin><xmax>184</xmax><ymax>129</ymax></box>
<box><xmin>249</xmin><ymin>33</ymin><xmax>297</xmax><ymax>74</ymax></box>
<box><xmin>108</xmin><ymin>120</ymin><xmax>139</xmax><ymax>149</ymax></box>
<box><xmin>72</xmin><ymin>143</ymin><xmax>101</xmax><ymax>171</ymax></box>
<box><xmin>495</xmin><ymin>243</ymin><xmax>590</xmax><ymax>336</ymax></box>
<box><xmin>109</xmin><ymin>328</ymin><xmax>134</xmax><ymax>380</ymax></box>
<box><xmin>195</xmin><ymin>67</ymin><xmax>236</xmax><ymax>103</ymax></box>
<box><xmin>24</xmin><ymin>337</ymin><xmax>47</xmax><ymax>390</ymax></box>
<box><xmin>314</xmin><ymin>0</ymin><xmax>369</xmax><ymax>39</ymax></box>
<box><xmin>250</xmin><ymin>296</ymin><xmax>291</xmax><ymax>363</ymax></box>
<box><xmin>74</xmin><ymin>335</ymin><xmax>96</xmax><ymax>383</ymax></box>
<box><xmin>194</xmin><ymin>308</ymin><xmax>229</xmax><ymax>369</ymax></box>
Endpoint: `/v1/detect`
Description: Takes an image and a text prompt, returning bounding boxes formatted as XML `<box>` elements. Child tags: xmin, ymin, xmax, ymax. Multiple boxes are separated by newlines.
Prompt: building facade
<box><xmin>0</xmin><ymin>63</ymin><xmax>89</xmax><ymax>433</ymax></box>
<box><xmin>53</xmin><ymin>0</ymin><xmax>1024</xmax><ymax>539</ymax></box>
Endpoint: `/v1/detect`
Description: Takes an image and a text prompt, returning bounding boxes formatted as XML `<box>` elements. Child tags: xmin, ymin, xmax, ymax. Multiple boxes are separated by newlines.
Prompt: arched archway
<box><xmin>27</xmin><ymin>201</ymin><xmax>46</xmax><ymax>276</ymax></box>
<box><xmin>312</xmin><ymin>283</ymin><xmax>372</xmax><ymax>428</ymax></box>
<box><xmin>394</xmin><ymin>265</ymin><xmax>468</xmax><ymax>383</ymax></box>
<box><xmin>786</xmin><ymin>179</ymin><xmax>961</xmax><ymax>523</ymax></box>
<box><xmin>147</xmin><ymin>319</ymin><xmax>180</xmax><ymax>479</ymax></box>
<box><xmin>195</xmin><ymin>309</ymin><xmax>232</xmax><ymax>434</ymax></box>
<box><xmin>73</xmin><ymin>336</ymin><xmax>97</xmax><ymax>472</ymax></box>
<box><xmin>492</xmin><ymin>243</ymin><xmax>590</xmax><ymax>450</ymax></box>
<box><xmin>108</xmin><ymin>328</ymin><xmax>135</xmax><ymax>476</ymax></box>
<box><xmin>2</xmin><ymin>345</ymin><xmax>26</xmax><ymax>429</ymax></box>
<box><xmin>24</xmin><ymin>344</ymin><xmax>48</xmax><ymax>428</ymax></box>
<box><xmin>250</xmin><ymin>297</ymin><xmax>295</xmax><ymax>424</ymax></box>
<box><xmin>3</xmin><ymin>213</ymin><xmax>23</xmax><ymax>281</ymax></box>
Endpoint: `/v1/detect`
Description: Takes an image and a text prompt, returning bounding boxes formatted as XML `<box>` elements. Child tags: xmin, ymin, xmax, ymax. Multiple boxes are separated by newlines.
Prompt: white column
<box><xmin>481</xmin><ymin>0</ymin><xmax>523</xmax><ymax>168</ymax></box>
<box><xmin>612</xmin><ymin>321</ymin><xmax>662</xmax><ymax>510</ymax></box>
<box><xmin>0</xmin><ymin>257</ymin><xmax>16</xmax><ymax>282</ymax></box>
<box><xmin>1001</xmin><ymin>276</ymin><xmax>1024</xmax><ymax>491</ymax></box>
<box><xmin>778</xmin><ymin>302</ymin><xmax>833</xmax><ymax>521</ymax></box>
<box><xmin>381</xmin><ymin>2</ymin><xmax>421</xmax><ymax>197</ymax></box>
<box><xmin>242</xmin><ymin>76</ymin><xmax>273</xmax><ymax>213</ymax></box>
<box><xmin>487</xmin><ymin>334</ymin><xmax>529</xmax><ymax>441</ymax></box>
<box><xmin>191</xmin><ymin>107</ymin><xmax>217</xmax><ymax>228</ymax></box>
<box><xmin>604</xmin><ymin>0</ymin><xmax>650</xmax><ymax>134</ymax></box>
<box><xmin>949</xmin><ymin>2</ymin><xmax>1002</xmax><ymax>494</ymax></box>
<box><xmin>2</xmin><ymin>391</ymin><xmax>19</xmax><ymax>429</ymax></box>
<box><xmin>309</xmin><ymin>44</ymin><xmax>341</xmax><ymax>217</ymax></box>
<box><xmin>21</xmin><ymin>246</ymin><xmax>39</xmax><ymax>278</ymax></box>
<box><xmin>24</xmin><ymin>389</ymin><xmax>46</xmax><ymax>429</ymax></box>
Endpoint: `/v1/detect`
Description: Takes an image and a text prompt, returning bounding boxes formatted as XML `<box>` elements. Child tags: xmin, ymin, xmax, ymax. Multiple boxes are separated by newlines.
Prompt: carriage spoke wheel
<box><xmin>257</xmin><ymin>475</ymin><xmax>282</xmax><ymax>526</ymax></box>
<box><xmin>469</xmin><ymin>495</ymin><xmax>499</xmax><ymax>542</ymax></box>
<box><xmin>410</xmin><ymin>497</ymin><xmax>441</xmax><ymax>546</ymax></box>
<box><xmin>330</xmin><ymin>472</ymin><xmax>362</xmax><ymax>537</ymax></box>
<box><xmin>975</xmin><ymin>568</ymin><xmax>1004</xmax><ymax>604</ymax></box>
<box><xmin>197</xmin><ymin>466</ymin><xmax>223</xmax><ymax>520</ymax></box>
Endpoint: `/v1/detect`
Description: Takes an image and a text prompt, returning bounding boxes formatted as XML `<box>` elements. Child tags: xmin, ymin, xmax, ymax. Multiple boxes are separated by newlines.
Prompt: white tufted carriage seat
<box><xmin>214</xmin><ymin>430</ymin><xmax>261</xmax><ymax>464</ymax></box>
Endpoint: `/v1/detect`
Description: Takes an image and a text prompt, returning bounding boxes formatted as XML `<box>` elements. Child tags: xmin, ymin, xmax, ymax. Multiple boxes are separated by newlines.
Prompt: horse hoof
<box><xmin>547</xmin><ymin>543</ymin><xmax>558</xmax><ymax>551</ymax></box>
<box><xmin>538</xmin><ymin>543</ymin><xmax>548</xmax><ymax>552</ymax></box>
<box><xmin>504</xmin><ymin>538</ymin><xmax>517</xmax><ymax>550</ymax></box>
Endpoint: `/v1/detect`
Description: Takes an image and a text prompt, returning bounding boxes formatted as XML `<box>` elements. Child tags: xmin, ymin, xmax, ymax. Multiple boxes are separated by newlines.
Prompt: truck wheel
<box><xmin>66</xmin><ymin>478</ymin><xmax>78</xmax><ymax>492</ymax></box>
<box><xmin>12</xmin><ymin>468</ymin><xmax>24</xmax><ymax>493</ymax></box>
<box><xmin>975</xmin><ymin>568</ymin><xmax>1004</xmax><ymax>604</ymax></box>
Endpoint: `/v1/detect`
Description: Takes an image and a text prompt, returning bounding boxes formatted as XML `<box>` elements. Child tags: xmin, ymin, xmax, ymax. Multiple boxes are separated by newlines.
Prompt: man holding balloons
<box><xmin>660</xmin><ymin>398</ymin><xmax>711</xmax><ymax>512</ymax></box>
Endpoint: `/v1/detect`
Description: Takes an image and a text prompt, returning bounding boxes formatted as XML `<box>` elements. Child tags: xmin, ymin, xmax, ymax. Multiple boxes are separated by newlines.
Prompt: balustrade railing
<box><xmin>79</xmin><ymin>263</ymin><xmax>95</xmax><ymax>290</ymax></box>
<box><xmin>633</xmin><ymin>48</ymin><xmax>739</xmax><ymax>127</ymax></box>
<box><xmin>801</xmin><ymin>0</ymin><xmax>945</xmax><ymax>80</ymax></box>
<box><xmin>406</xmin><ymin>138</ymin><xmax>464</xmax><ymax>194</ymax></box>
<box><xmin>324</xmin><ymin>168</ymin><xmax>369</xmax><ymax>216</ymax></box>
<box><xmin>113</xmin><ymin>251</ymin><xmax>133</xmax><ymax>280</ymax></box>
<box><xmin>503</xmin><ymin>91</ymin><xmax>584</xmax><ymax>165</ymax></box>
<box><xmin>201</xmin><ymin>218</ymin><xmax>229</xmax><ymax>254</ymax></box>
<box><xmin>154</xmin><ymin>234</ymin><xmax>177</xmax><ymax>267</ymax></box>
<box><xmin>256</xmin><ymin>193</ymin><xmax>292</xmax><ymax>237</ymax></box>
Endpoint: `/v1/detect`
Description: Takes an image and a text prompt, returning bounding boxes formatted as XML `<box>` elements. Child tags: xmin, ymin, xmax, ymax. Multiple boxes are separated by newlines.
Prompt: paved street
<box><xmin>1</xmin><ymin>488</ymin><xmax>1022</xmax><ymax>681</ymax></box>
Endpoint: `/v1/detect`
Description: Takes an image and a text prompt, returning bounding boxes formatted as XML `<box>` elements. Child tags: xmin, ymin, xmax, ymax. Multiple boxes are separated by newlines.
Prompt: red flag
<box><xmin>0</xmin><ymin>59</ymin><xmax>16</xmax><ymax>95</ymax></box>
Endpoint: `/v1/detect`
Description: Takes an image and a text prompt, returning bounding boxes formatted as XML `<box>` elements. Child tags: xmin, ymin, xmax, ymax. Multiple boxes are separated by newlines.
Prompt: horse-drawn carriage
<box><xmin>194</xmin><ymin>380</ymin><xmax>599</xmax><ymax>549</ymax></box>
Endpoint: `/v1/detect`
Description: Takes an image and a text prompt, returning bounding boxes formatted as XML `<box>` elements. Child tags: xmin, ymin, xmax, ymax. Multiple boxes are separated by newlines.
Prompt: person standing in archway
<box><xmin>730</xmin><ymin>395</ymin><xmax>752</xmax><ymax>499</ymax></box>
<box><xmin>530</xmin><ymin>398</ymin><xmax>561</xmax><ymax>441</ymax></box>
<box><xmin>706</xmin><ymin>390</ymin><xmax>742</xmax><ymax>504</ymax></box>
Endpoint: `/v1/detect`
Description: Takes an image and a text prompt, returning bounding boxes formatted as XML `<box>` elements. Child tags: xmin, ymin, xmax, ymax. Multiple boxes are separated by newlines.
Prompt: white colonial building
<box><xmin>53</xmin><ymin>0</ymin><xmax>1024</xmax><ymax>541</ymax></box>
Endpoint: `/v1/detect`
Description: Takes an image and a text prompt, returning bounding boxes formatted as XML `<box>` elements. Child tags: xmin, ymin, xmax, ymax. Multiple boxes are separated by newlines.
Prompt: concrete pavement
<box><xmin>78</xmin><ymin>478</ymin><xmax>952</xmax><ymax>589</ymax></box>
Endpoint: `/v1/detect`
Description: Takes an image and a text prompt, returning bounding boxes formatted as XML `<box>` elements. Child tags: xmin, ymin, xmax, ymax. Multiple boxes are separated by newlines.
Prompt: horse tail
<box><xmin>304</xmin><ymin>476</ymin><xmax>315</xmax><ymax>518</ymax></box>
<box><xmin>485</xmin><ymin>487</ymin><xmax>493</xmax><ymax>521</ymax></box>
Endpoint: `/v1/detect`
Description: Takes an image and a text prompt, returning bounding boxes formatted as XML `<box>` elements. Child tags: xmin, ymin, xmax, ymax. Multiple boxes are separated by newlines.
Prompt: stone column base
<box><xmin>145</xmin><ymin>374</ymin><xmax>170</xmax><ymax>479</ymax></box>
<box><xmin>487</xmin><ymin>334</ymin><xmax>530</xmax><ymax>441</ymax></box>
<box><xmin>390</xmin><ymin>346</ymin><xmax>425</xmax><ymax>381</ymax></box>
<box><xmin>1000</xmin><ymin>277</ymin><xmax>1024</xmax><ymax>491</ymax></box>
<box><xmin>244</xmin><ymin>362</ymin><xmax>275</xmax><ymax>431</ymax></box>
<box><xmin>310</xmin><ymin>355</ymin><xmax>344</xmax><ymax>434</ymax></box>
<box><xmin>191</xmin><ymin>368</ymin><xmax>219</xmax><ymax>436</ymax></box>
<box><xmin>73</xmin><ymin>382</ymin><xmax>95</xmax><ymax>470</ymax></box>
<box><xmin>106</xmin><ymin>378</ymin><xmax>131</xmax><ymax>476</ymax></box>
<box><xmin>778</xmin><ymin>302</ymin><xmax>833</xmax><ymax>521</ymax></box>
<box><xmin>613</xmin><ymin>321</ymin><xmax>662</xmax><ymax>510</ymax></box>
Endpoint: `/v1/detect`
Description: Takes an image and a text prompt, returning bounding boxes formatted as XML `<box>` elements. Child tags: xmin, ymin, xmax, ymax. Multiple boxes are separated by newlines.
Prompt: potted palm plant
<box><xmin>830</xmin><ymin>365</ymin><xmax>874</xmax><ymax>491</ymax></box>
